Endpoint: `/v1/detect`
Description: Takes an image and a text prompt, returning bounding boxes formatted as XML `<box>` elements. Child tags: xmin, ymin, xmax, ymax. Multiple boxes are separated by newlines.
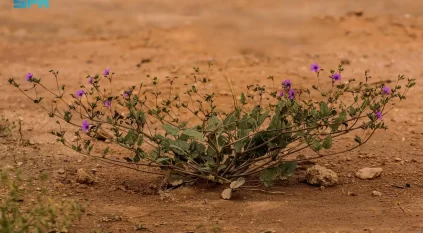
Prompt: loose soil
<box><xmin>1</xmin><ymin>1</ymin><xmax>423</xmax><ymax>232</ymax></box>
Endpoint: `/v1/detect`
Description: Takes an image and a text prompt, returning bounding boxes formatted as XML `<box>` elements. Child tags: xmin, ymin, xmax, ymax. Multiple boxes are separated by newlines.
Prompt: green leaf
<box><xmin>361</xmin><ymin>99</ymin><xmax>369</xmax><ymax>110</ymax></box>
<box><xmin>240</xmin><ymin>93</ymin><xmax>246</xmax><ymax>105</ymax></box>
<box><xmin>182</xmin><ymin>129</ymin><xmax>203</xmax><ymax>140</ymax></box>
<box><xmin>178</xmin><ymin>121</ymin><xmax>188</xmax><ymax>129</ymax></box>
<box><xmin>259</xmin><ymin>167</ymin><xmax>278</xmax><ymax>188</ymax></box>
<box><xmin>149</xmin><ymin>150</ymin><xmax>159</xmax><ymax>159</ymax></box>
<box><xmin>170</xmin><ymin>140</ymin><xmax>190</xmax><ymax>155</ymax></box>
<box><xmin>218</xmin><ymin>164</ymin><xmax>227</xmax><ymax>172</ymax></box>
<box><xmin>268</xmin><ymin>113</ymin><xmax>282</xmax><ymax>130</ymax></box>
<box><xmin>207</xmin><ymin>146</ymin><xmax>218</xmax><ymax>158</ymax></box>
<box><xmin>156</xmin><ymin>157</ymin><xmax>170</xmax><ymax>164</ymax></box>
<box><xmin>330</xmin><ymin>123</ymin><xmax>341</xmax><ymax>132</ymax></box>
<box><xmin>335</xmin><ymin>110</ymin><xmax>347</xmax><ymax>123</ymax></box>
<box><xmin>258</xmin><ymin>110</ymin><xmax>269</xmax><ymax>126</ymax></box>
<box><xmin>170</xmin><ymin>145</ymin><xmax>187</xmax><ymax>155</ymax></box>
<box><xmin>162</xmin><ymin>124</ymin><xmax>180</xmax><ymax>136</ymax></box>
<box><xmin>133</xmin><ymin>154</ymin><xmax>141</xmax><ymax>163</ymax></box>
<box><xmin>64</xmin><ymin>111</ymin><xmax>72</xmax><ymax>123</ymax></box>
<box><xmin>278</xmin><ymin>161</ymin><xmax>297</xmax><ymax>180</ymax></box>
<box><xmin>103</xmin><ymin>147</ymin><xmax>110</xmax><ymax>156</ymax></box>
<box><xmin>320</xmin><ymin>102</ymin><xmax>330</xmax><ymax>116</ymax></box>
<box><xmin>208</xmin><ymin>116</ymin><xmax>221</xmax><ymax>131</ymax></box>
<box><xmin>189</xmin><ymin>141</ymin><xmax>206</xmax><ymax>158</ymax></box>
<box><xmin>137</xmin><ymin>134</ymin><xmax>144</xmax><ymax>145</ymax></box>
<box><xmin>354</xmin><ymin>135</ymin><xmax>362</xmax><ymax>144</ymax></box>
<box><xmin>223</xmin><ymin>112</ymin><xmax>237</xmax><ymax>131</ymax></box>
<box><xmin>234</xmin><ymin>129</ymin><xmax>249</xmax><ymax>153</ymax></box>
<box><xmin>312</xmin><ymin>140</ymin><xmax>322</xmax><ymax>151</ymax></box>
<box><xmin>124</xmin><ymin>129</ymin><xmax>138</xmax><ymax>145</ymax></box>
<box><xmin>322</xmin><ymin>135</ymin><xmax>332</xmax><ymax>149</ymax></box>
<box><xmin>348</xmin><ymin>106</ymin><xmax>357</xmax><ymax>117</ymax></box>
<box><xmin>234</xmin><ymin>141</ymin><xmax>244</xmax><ymax>153</ymax></box>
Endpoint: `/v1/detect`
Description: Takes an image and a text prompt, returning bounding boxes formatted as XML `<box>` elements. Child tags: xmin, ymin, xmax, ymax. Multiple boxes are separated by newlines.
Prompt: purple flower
<box><xmin>123</xmin><ymin>89</ymin><xmax>132</xmax><ymax>99</ymax></box>
<box><xmin>258</xmin><ymin>91</ymin><xmax>263</xmax><ymax>96</ymax></box>
<box><xmin>103</xmin><ymin>68</ymin><xmax>110</xmax><ymax>76</ymax></box>
<box><xmin>26</xmin><ymin>73</ymin><xmax>33</xmax><ymax>81</ymax></box>
<box><xmin>331</xmin><ymin>73</ymin><xmax>341</xmax><ymax>81</ymax></box>
<box><xmin>310</xmin><ymin>63</ymin><xmax>320</xmax><ymax>72</ymax></box>
<box><xmin>81</xmin><ymin>120</ymin><xmax>90</xmax><ymax>132</ymax></box>
<box><xmin>381</xmin><ymin>86</ymin><xmax>391</xmax><ymax>95</ymax></box>
<box><xmin>104</xmin><ymin>100</ymin><xmax>111</xmax><ymax>109</ymax></box>
<box><xmin>375</xmin><ymin>110</ymin><xmax>382</xmax><ymax>120</ymax></box>
<box><xmin>76</xmin><ymin>90</ymin><xmax>84</xmax><ymax>98</ymax></box>
<box><xmin>278</xmin><ymin>90</ymin><xmax>284</xmax><ymax>97</ymax></box>
<box><xmin>288</xmin><ymin>89</ymin><xmax>295</xmax><ymax>100</ymax></box>
<box><xmin>282</xmin><ymin>80</ymin><xmax>292</xmax><ymax>89</ymax></box>
<box><xmin>88</xmin><ymin>76</ymin><xmax>94</xmax><ymax>84</ymax></box>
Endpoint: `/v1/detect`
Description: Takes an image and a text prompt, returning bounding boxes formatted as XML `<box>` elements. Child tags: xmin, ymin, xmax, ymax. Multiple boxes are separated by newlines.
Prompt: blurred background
<box><xmin>0</xmin><ymin>0</ymin><xmax>422</xmax><ymax>127</ymax></box>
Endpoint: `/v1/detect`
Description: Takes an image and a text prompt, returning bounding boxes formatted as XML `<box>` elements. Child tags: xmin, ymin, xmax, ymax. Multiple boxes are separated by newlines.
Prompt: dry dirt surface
<box><xmin>1</xmin><ymin>0</ymin><xmax>423</xmax><ymax>232</ymax></box>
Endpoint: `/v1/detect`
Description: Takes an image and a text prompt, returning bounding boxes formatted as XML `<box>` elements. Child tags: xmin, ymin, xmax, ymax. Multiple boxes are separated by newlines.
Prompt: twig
<box><xmin>244</xmin><ymin>188</ymin><xmax>285</xmax><ymax>194</ymax></box>
<box><xmin>396</xmin><ymin>202</ymin><xmax>405</xmax><ymax>213</ymax></box>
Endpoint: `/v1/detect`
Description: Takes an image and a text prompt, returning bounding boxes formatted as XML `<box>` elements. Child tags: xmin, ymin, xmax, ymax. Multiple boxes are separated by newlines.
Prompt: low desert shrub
<box><xmin>8</xmin><ymin>63</ymin><xmax>415</xmax><ymax>190</ymax></box>
<box><xmin>0</xmin><ymin>169</ymin><xmax>83</xmax><ymax>232</ymax></box>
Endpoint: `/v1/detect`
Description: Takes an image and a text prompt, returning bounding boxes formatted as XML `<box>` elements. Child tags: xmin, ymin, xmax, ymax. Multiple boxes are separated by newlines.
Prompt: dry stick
<box><xmin>244</xmin><ymin>188</ymin><xmax>285</xmax><ymax>194</ymax></box>
<box><xmin>396</xmin><ymin>202</ymin><xmax>406</xmax><ymax>213</ymax></box>
<box><xmin>65</xmin><ymin>143</ymin><xmax>164</xmax><ymax>176</ymax></box>
<box><xmin>61</xmin><ymin>141</ymin><xmax>220</xmax><ymax>181</ymax></box>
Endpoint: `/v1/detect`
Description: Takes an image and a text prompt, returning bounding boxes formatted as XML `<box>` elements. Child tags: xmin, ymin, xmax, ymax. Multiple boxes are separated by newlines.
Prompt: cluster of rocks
<box><xmin>305</xmin><ymin>165</ymin><xmax>383</xmax><ymax>187</ymax></box>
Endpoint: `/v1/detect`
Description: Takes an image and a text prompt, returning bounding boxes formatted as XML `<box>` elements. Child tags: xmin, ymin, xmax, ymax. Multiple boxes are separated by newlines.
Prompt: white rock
<box><xmin>306</xmin><ymin>165</ymin><xmax>339</xmax><ymax>187</ymax></box>
<box><xmin>356</xmin><ymin>167</ymin><xmax>383</xmax><ymax>180</ymax></box>
<box><xmin>372</xmin><ymin>190</ymin><xmax>382</xmax><ymax>196</ymax></box>
<box><xmin>57</xmin><ymin>168</ymin><xmax>65</xmax><ymax>174</ymax></box>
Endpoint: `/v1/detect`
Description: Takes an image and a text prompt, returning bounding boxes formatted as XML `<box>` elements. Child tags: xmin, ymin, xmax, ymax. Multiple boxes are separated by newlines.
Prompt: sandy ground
<box><xmin>1</xmin><ymin>0</ymin><xmax>423</xmax><ymax>232</ymax></box>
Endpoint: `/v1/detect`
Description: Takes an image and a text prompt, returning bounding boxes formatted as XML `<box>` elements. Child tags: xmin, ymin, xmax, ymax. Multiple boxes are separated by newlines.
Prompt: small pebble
<box><xmin>57</xmin><ymin>168</ymin><xmax>65</xmax><ymax>174</ymax></box>
<box><xmin>372</xmin><ymin>190</ymin><xmax>382</xmax><ymax>196</ymax></box>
